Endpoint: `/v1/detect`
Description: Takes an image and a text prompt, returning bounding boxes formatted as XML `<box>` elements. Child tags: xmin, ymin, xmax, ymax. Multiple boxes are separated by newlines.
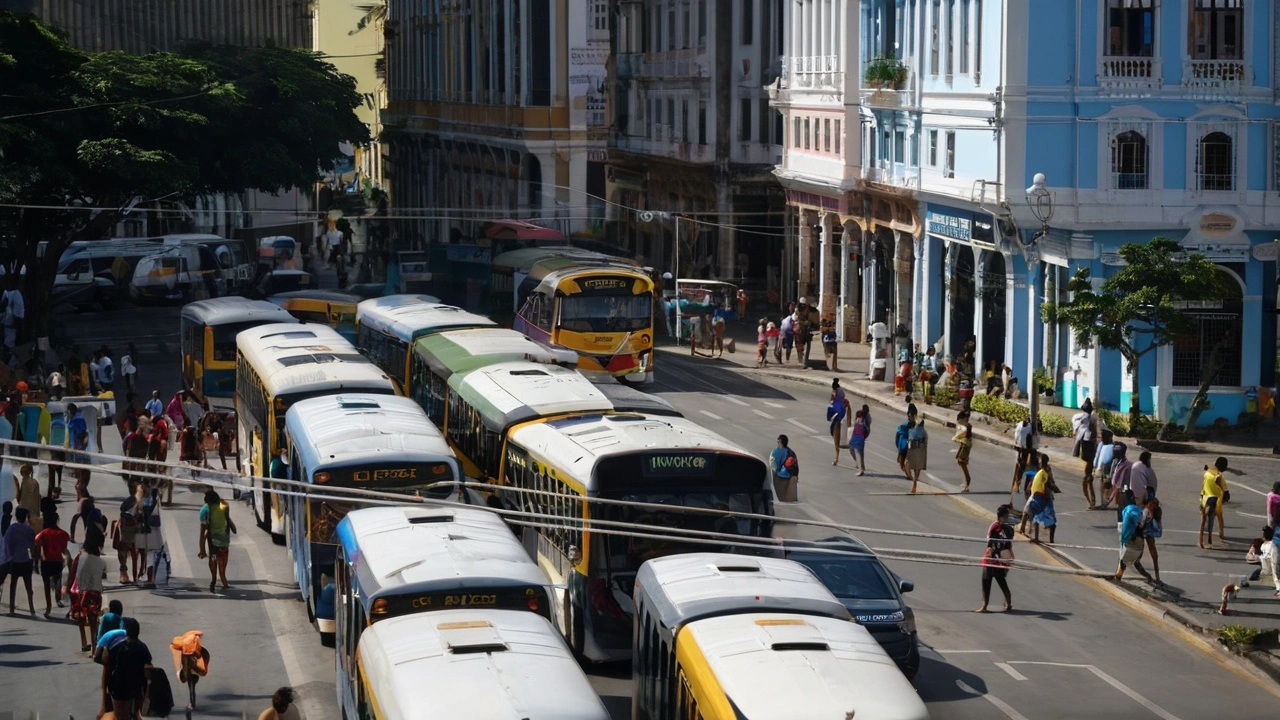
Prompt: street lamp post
<box><xmin>1025</xmin><ymin>172</ymin><xmax>1055</xmax><ymax>442</ymax></box>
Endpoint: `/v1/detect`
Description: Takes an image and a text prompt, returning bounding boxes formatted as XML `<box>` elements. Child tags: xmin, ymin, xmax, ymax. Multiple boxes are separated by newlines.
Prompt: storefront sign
<box><xmin>1252</xmin><ymin>243</ymin><xmax>1278</xmax><ymax>262</ymax></box>
<box><xmin>1182</xmin><ymin>242</ymin><xmax>1250</xmax><ymax>262</ymax></box>
<box><xmin>786</xmin><ymin>189</ymin><xmax>846</xmax><ymax>214</ymax></box>
<box><xmin>926</xmin><ymin>210</ymin><xmax>971</xmax><ymax>242</ymax></box>
<box><xmin>1100</xmin><ymin>252</ymin><xmax>1125</xmax><ymax>266</ymax></box>
<box><xmin>1198</xmin><ymin>212</ymin><xmax>1238</xmax><ymax>237</ymax></box>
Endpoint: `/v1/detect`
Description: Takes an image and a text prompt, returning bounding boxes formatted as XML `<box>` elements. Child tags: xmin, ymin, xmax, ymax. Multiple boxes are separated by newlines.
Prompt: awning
<box><xmin>481</xmin><ymin>220</ymin><xmax>565</xmax><ymax>242</ymax></box>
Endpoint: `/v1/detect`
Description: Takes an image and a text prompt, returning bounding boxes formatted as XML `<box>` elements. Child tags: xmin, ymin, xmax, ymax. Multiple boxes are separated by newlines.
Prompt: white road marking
<box><xmin>754</xmin><ymin>409</ymin><xmax>775</xmax><ymax>419</ymax></box>
<box><xmin>237</xmin><ymin>521</ymin><xmax>326</xmax><ymax>720</ymax></box>
<box><xmin>1230</xmin><ymin>482</ymin><xmax>1268</xmax><ymax>497</ymax></box>
<box><xmin>764</xmin><ymin>401</ymin><xmax>786</xmax><ymax>408</ymax></box>
<box><xmin>955</xmin><ymin>680</ymin><xmax>1029</xmax><ymax>720</ymax></box>
<box><xmin>700</xmin><ymin>410</ymin><xmax>724</xmax><ymax>421</ymax></box>
<box><xmin>995</xmin><ymin>662</ymin><xmax>1028</xmax><ymax>681</ymax></box>
<box><xmin>933</xmin><ymin>649</ymin><xmax>992</xmax><ymax>654</ymax></box>
<box><xmin>1236</xmin><ymin>511</ymin><xmax>1267</xmax><ymax>519</ymax></box>
<box><xmin>725</xmin><ymin>396</ymin><xmax>750</xmax><ymax>407</ymax></box>
<box><xmin>787</xmin><ymin>418</ymin><xmax>817</xmax><ymax>433</ymax></box>
<box><xmin>1008</xmin><ymin>662</ymin><xmax>1181</xmax><ymax>720</ymax></box>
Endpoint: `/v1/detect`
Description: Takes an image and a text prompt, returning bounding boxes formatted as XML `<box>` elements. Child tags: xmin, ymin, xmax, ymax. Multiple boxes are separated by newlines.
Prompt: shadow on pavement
<box><xmin>913</xmin><ymin>654</ymin><xmax>990</xmax><ymax>703</ymax></box>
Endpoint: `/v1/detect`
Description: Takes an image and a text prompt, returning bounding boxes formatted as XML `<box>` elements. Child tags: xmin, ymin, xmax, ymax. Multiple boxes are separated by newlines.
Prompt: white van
<box><xmin>51</xmin><ymin>239</ymin><xmax>160</xmax><ymax>310</ymax></box>
<box><xmin>149</xmin><ymin>234</ymin><xmax>253</xmax><ymax>294</ymax></box>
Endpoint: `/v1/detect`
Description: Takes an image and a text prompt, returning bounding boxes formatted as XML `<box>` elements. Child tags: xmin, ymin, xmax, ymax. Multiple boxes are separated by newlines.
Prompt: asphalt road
<box><xmin>2</xmin><ymin>305</ymin><xmax>1276</xmax><ymax>719</ymax></box>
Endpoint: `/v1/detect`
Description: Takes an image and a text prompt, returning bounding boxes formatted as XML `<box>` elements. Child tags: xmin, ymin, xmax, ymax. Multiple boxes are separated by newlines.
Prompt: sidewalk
<box><xmin>659</xmin><ymin>319</ymin><xmax>1280</xmax><ymax>681</ymax></box>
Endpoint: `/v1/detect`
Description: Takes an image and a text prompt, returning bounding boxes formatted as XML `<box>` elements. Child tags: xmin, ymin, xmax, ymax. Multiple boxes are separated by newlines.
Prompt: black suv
<box><xmin>783</xmin><ymin>535</ymin><xmax>920</xmax><ymax>679</ymax></box>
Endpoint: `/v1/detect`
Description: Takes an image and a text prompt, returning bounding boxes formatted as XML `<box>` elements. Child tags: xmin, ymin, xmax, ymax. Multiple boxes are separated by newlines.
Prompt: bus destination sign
<box><xmin>578</xmin><ymin>276</ymin><xmax>634</xmax><ymax>293</ymax></box>
<box><xmin>643</xmin><ymin>453</ymin><xmax>717</xmax><ymax>477</ymax></box>
<box><xmin>380</xmin><ymin>586</ymin><xmax>551</xmax><ymax>620</ymax></box>
<box><xmin>329</xmin><ymin>462</ymin><xmax>453</xmax><ymax>487</ymax></box>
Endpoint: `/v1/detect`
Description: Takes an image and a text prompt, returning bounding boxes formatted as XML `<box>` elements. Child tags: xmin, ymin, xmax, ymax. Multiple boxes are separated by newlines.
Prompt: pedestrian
<box><xmin>217</xmin><ymin>411</ymin><xmax>241</xmax><ymax>473</ymax></box>
<box><xmin>68</xmin><ymin>537</ymin><xmax>105</xmax><ymax>650</ymax></box>
<box><xmin>765</xmin><ymin>321</ymin><xmax>780</xmax><ymax>364</ymax></box>
<box><xmin>1130</xmin><ymin>451</ymin><xmax>1157</xmax><ymax>506</ymax></box>
<box><xmin>976</xmin><ymin>504</ymin><xmax>1014</xmax><ymax>613</ymax></box>
<box><xmin>848</xmin><ymin>410</ymin><xmax>869</xmax><ymax>476</ymax></box>
<box><xmin>894</xmin><ymin>409</ymin><xmax>914</xmax><ymax>478</ymax></box>
<box><xmin>165</xmin><ymin>390</ymin><xmax>187</xmax><ymax>434</ymax></box>
<box><xmin>120</xmin><ymin>348</ymin><xmax>137</xmax><ymax>396</ymax></box>
<box><xmin>1116</xmin><ymin>489</ymin><xmax>1154</xmax><ymax>582</ymax></box>
<box><xmin>1010</xmin><ymin>417</ymin><xmax>1038</xmax><ymax>495</ymax></box>
<box><xmin>114</xmin><ymin>485</ymin><xmax>144</xmax><ymax>584</ymax></box>
<box><xmin>1142</xmin><ymin>496</ymin><xmax>1163</xmax><ymax>585</ymax></box>
<box><xmin>796</xmin><ymin>304</ymin><xmax>814</xmax><ymax>368</ymax></box>
<box><xmin>953</xmin><ymin>411</ymin><xmax>973</xmax><ymax>492</ymax></box>
<box><xmin>821</xmin><ymin>315</ymin><xmax>838</xmax><ymax>371</ymax></box>
<box><xmin>860</xmin><ymin>404</ymin><xmax>872</xmax><ymax>435</ymax></box>
<box><xmin>47</xmin><ymin>364</ymin><xmax>66</xmax><ymax>401</ymax></box>
<box><xmin>179</xmin><ymin>423</ymin><xmax>205</xmax><ymax>470</ymax></box>
<box><xmin>711</xmin><ymin>315</ymin><xmax>725</xmax><ymax>358</ymax></box>
<box><xmin>755</xmin><ymin>319</ymin><xmax>768</xmax><ymax>368</ymax></box>
<box><xmin>1</xmin><ymin>275</ymin><xmax>25</xmax><ymax>349</ymax></box>
<box><xmin>826</xmin><ymin>394</ymin><xmax>847</xmax><ymax>466</ymax></box>
<box><xmin>148</xmin><ymin>413</ymin><xmax>173</xmax><ymax>503</ymax></box>
<box><xmin>96</xmin><ymin>347</ymin><xmax>115</xmax><ymax>394</ymax></box>
<box><xmin>14</xmin><ymin>462</ymin><xmax>42</xmax><ymax>533</ymax></box>
<box><xmin>103</xmin><ymin>617</ymin><xmax>154</xmax><ymax>719</ymax></box>
<box><xmin>904</xmin><ymin>414</ymin><xmax>927</xmax><ymax>494</ymax></box>
<box><xmin>98</xmin><ymin>598</ymin><xmax>125</xmax><ymax>639</ymax></box>
<box><xmin>1106</xmin><ymin>441</ymin><xmax>1133</xmax><ymax>514</ymax></box>
<box><xmin>1019</xmin><ymin>454</ymin><xmax>1055</xmax><ymax>540</ymax></box>
<box><xmin>122</xmin><ymin>418</ymin><xmax>151</xmax><ymax>496</ymax></box>
<box><xmin>138</xmin><ymin>488</ymin><xmax>163</xmax><ymax>586</ymax></box>
<box><xmin>1268</xmin><ymin>481</ymin><xmax>1280</xmax><ymax>530</ymax></box>
<box><xmin>3</xmin><ymin>506</ymin><xmax>37</xmax><ymax>615</ymax></box>
<box><xmin>72</xmin><ymin>428</ymin><xmax>92</xmax><ymax>501</ymax></box>
<box><xmin>1091</xmin><ymin>429</ymin><xmax>1116</xmax><ymax>510</ymax></box>
<box><xmin>1255</xmin><ymin>526</ymin><xmax>1280</xmax><ymax>597</ymax></box>
<box><xmin>1</xmin><ymin>500</ymin><xmax>10</xmax><ymax>536</ymax></box>
<box><xmin>1072</xmin><ymin>399</ymin><xmax>1100</xmax><ymax>508</ymax></box>
<box><xmin>197</xmin><ymin>489</ymin><xmax>238</xmax><ymax>593</ymax></box>
<box><xmin>258</xmin><ymin>686</ymin><xmax>302</xmax><ymax>720</ymax></box>
<box><xmin>34</xmin><ymin>511</ymin><xmax>69</xmax><ymax>616</ymax></box>
<box><xmin>183</xmin><ymin>391</ymin><xmax>206</xmax><ymax>434</ymax></box>
<box><xmin>769</xmin><ymin>434</ymin><xmax>799</xmax><ymax>503</ymax></box>
<box><xmin>780</xmin><ymin>313</ymin><xmax>795</xmax><ymax>364</ymax></box>
<box><xmin>70</xmin><ymin>496</ymin><xmax>109</xmax><ymax>549</ymax></box>
<box><xmin>144</xmin><ymin>391</ymin><xmax>163</xmax><ymax>420</ymax></box>
<box><xmin>1200</xmin><ymin>457</ymin><xmax>1228</xmax><ymax>550</ymax></box>
<box><xmin>736</xmin><ymin>288</ymin><xmax>748</xmax><ymax>319</ymax></box>
<box><xmin>1030</xmin><ymin>455</ymin><xmax>1060</xmax><ymax>545</ymax></box>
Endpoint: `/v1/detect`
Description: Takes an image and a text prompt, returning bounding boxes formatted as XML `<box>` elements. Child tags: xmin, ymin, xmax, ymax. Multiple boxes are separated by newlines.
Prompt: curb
<box><xmin>728</xmin><ymin>361</ymin><xmax>1280</xmax><ymax>692</ymax></box>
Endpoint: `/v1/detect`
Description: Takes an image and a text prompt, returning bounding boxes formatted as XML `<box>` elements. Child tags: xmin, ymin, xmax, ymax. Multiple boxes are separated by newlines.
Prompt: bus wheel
<box><xmin>251</xmin><ymin>480</ymin><xmax>269</xmax><ymax>531</ymax></box>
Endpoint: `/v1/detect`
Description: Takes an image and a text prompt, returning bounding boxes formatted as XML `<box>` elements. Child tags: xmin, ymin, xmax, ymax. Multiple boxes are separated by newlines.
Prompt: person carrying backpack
<box><xmin>769</xmin><ymin>435</ymin><xmax>799</xmax><ymax>503</ymax></box>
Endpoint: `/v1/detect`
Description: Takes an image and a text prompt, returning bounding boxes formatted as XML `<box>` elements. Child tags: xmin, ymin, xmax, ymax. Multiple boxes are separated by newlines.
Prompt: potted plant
<box><xmin>864</xmin><ymin>54</ymin><xmax>908</xmax><ymax>90</ymax></box>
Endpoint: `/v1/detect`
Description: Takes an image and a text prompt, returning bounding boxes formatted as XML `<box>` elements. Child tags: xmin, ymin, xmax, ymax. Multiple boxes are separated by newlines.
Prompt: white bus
<box><xmin>334</xmin><ymin>507</ymin><xmax>559</xmax><ymax>719</ymax></box>
<box><xmin>283</xmin><ymin>394</ymin><xmax>461</xmax><ymax>642</ymax></box>
<box><xmin>235</xmin><ymin>323</ymin><xmax>397</xmax><ymax>537</ymax></box>
<box><xmin>349</xmin><ymin>609</ymin><xmax>610</xmax><ymax>720</ymax></box>
<box><xmin>502</xmin><ymin>416</ymin><xmax>773</xmax><ymax>663</ymax></box>
<box><xmin>354</xmin><ymin>295</ymin><xmax>492</xmax><ymax>393</ymax></box>
<box><xmin>632</xmin><ymin>553</ymin><xmax>926</xmax><ymax>720</ymax></box>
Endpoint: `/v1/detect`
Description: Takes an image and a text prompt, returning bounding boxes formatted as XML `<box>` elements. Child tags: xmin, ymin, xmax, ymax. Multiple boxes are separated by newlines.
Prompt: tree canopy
<box><xmin>1044</xmin><ymin>236</ymin><xmax>1236</xmax><ymax>425</ymax></box>
<box><xmin>0</xmin><ymin>10</ymin><xmax>369</xmax><ymax>334</ymax></box>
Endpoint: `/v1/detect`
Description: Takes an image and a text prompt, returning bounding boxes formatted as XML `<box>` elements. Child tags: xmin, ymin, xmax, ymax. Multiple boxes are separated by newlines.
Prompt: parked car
<box><xmin>782</xmin><ymin>534</ymin><xmax>920</xmax><ymax>679</ymax></box>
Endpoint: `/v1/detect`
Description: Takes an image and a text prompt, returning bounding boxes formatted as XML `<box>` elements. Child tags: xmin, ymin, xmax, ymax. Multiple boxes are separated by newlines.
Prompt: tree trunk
<box><xmin>1127</xmin><ymin>351</ymin><xmax>1142</xmax><ymax>430</ymax></box>
<box><xmin>1159</xmin><ymin>330</ymin><xmax>1233</xmax><ymax>440</ymax></box>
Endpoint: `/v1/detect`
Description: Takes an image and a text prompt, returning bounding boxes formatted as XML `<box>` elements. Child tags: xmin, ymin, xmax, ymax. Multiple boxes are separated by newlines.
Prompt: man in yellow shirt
<box><xmin>1019</xmin><ymin>454</ymin><xmax>1052</xmax><ymax>537</ymax></box>
<box><xmin>1199</xmin><ymin>457</ymin><xmax>1228</xmax><ymax>550</ymax></box>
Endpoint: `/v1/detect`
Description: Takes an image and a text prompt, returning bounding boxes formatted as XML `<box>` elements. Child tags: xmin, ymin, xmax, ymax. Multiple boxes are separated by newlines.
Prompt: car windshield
<box><xmin>789</xmin><ymin>552</ymin><xmax>897</xmax><ymax>600</ymax></box>
<box><xmin>560</xmin><ymin>294</ymin><xmax>651</xmax><ymax>333</ymax></box>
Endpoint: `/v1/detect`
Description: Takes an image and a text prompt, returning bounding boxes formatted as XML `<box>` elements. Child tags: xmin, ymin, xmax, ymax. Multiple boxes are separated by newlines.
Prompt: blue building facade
<box><xmin>1013</xmin><ymin>0</ymin><xmax>1279</xmax><ymax>425</ymax></box>
<box><xmin>848</xmin><ymin>0</ymin><xmax>1276</xmax><ymax>426</ymax></box>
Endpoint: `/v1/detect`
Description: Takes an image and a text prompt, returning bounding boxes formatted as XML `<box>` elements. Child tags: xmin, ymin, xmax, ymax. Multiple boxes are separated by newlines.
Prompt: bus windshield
<box><xmin>559</xmin><ymin>294</ymin><xmax>651</xmax><ymax>333</ymax></box>
<box><xmin>212</xmin><ymin>321</ymin><xmax>263</xmax><ymax>361</ymax></box>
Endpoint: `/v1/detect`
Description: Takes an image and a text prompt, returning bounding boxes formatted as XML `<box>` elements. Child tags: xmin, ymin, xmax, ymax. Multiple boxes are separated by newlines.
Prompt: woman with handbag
<box><xmin>977</xmin><ymin>504</ymin><xmax>1015</xmax><ymax>613</ymax></box>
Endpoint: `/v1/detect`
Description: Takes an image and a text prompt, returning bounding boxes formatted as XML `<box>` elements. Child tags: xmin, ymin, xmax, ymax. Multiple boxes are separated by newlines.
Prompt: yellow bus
<box><xmin>268</xmin><ymin>290</ymin><xmax>363</xmax><ymax>343</ymax></box>
<box><xmin>632</xmin><ymin>554</ymin><xmax>928</xmax><ymax>720</ymax></box>
<box><xmin>355</xmin><ymin>294</ymin><xmax>493</xmax><ymax>394</ymax></box>
<box><xmin>180</xmin><ymin>297</ymin><xmax>298</xmax><ymax>408</ymax></box>
<box><xmin>512</xmin><ymin>263</ymin><xmax>656</xmax><ymax>384</ymax></box>
<box><xmin>234</xmin><ymin>323</ymin><xmax>398</xmax><ymax>537</ymax></box>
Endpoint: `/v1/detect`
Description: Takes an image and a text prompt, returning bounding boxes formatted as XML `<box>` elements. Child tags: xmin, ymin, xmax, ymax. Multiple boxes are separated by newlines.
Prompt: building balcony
<box><xmin>1182</xmin><ymin>58</ymin><xmax>1250</xmax><ymax>100</ymax></box>
<box><xmin>862</xmin><ymin>163</ymin><xmax>920</xmax><ymax>191</ymax></box>
<box><xmin>1097</xmin><ymin>55</ymin><xmax>1162</xmax><ymax>94</ymax></box>
<box><xmin>785</xmin><ymin>55</ymin><xmax>843</xmax><ymax>91</ymax></box>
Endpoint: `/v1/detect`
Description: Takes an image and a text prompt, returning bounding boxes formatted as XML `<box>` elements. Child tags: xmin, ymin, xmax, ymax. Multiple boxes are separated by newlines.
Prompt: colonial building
<box><xmin>606</xmin><ymin>0</ymin><xmax>786</xmax><ymax>288</ymax></box>
<box><xmin>383</xmin><ymin>0</ymin><xmax>610</xmax><ymax>248</ymax></box>
<box><xmin>1014</xmin><ymin>0</ymin><xmax>1279</xmax><ymax>425</ymax></box>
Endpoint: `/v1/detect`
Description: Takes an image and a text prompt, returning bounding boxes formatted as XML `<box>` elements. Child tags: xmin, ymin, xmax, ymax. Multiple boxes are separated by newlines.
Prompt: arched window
<box><xmin>1171</xmin><ymin>268</ymin><xmax>1242</xmax><ymax>387</ymax></box>
<box><xmin>1196</xmin><ymin>131</ymin><xmax>1234</xmax><ymax>191</ymax></box>
<box><xmin>1112</xmin><ymin>130</ymin><xmax>1148</xmax><ymax>189</ymax></box>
